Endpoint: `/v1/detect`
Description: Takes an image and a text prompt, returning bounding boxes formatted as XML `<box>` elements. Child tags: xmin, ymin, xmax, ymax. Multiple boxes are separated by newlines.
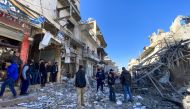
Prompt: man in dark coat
<box><xmin>108</xmin><ymin>69</ymin><xmax>116</xmax><ymax>102</ymax></box>
<box><xmin>52</xmin><ymin>62</ymin><xmax>58</xmax><ymax>82</ymax></box>
<box><xmin>39</xmin><ymin>59</ymin><xmax>46</xmax><ymax>87</ymax></box>
<box><xmin>120</xmin><ymin>67</ymin><xmax>133</xmax><ymax>102</ymax></box>
<box><xmin>96</xmin><ymin>69</ymin><xmax>105</xmax><ymax>92</ymax></box>
<box><xmin>46</xmin><ymin>61</ymin><xmax>52</xmax><ymax>83</ymax></box>
<box><xmin>74</xmin><ymin>65</ymin><xmax>89</xmax><ymax>109</ymax></box>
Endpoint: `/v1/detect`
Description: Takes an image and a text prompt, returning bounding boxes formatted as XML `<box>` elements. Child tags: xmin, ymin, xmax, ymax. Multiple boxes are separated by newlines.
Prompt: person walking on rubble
<box><xmin>74</xmin><ymin>65</ymin><xmax>89</xmax><ymax>109</ymax></box>
<box><xmin>108</xmin><ymin>69</ymin><xmax>116</xmax><ymax>102</ymax></box>
<box><xmin>0</xmin><ymin>60</ymin><xmax>18</xmax><ymax>98</ymax></box>
<box><xmin>120</xmin><ymin>67</ymin><xmax>133</xmax><ymax>102</ymax></box>
<box><xmin>96</xmin><ymin>68</ymin><xmax>105</xmax><ymax>92</ymax></box>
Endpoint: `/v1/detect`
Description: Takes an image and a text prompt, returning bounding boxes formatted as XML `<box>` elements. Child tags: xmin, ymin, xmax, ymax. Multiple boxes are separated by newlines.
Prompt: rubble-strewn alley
<box><xmin>0</xmin><ymin>78</ymin><xmax>185</xmax><ymax>109</ymax></box>
<box><xmin>1</xmin><ymin>0</ymin><xmax>190</xmax><ymax>109</ymax></box>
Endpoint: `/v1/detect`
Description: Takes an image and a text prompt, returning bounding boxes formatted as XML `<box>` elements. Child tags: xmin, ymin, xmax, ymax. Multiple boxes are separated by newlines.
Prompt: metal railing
<box><xmin>83</xmin><ymin>49</ymin><xmax>100</xmax><ymax>62</ymax></box>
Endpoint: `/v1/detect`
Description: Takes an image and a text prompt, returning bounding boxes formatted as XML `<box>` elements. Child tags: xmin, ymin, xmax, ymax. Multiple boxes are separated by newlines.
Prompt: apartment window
<box><xmin>67</xmin><ymin>20</ymin><xmax>74</xmax><ymax>32</ymax></box>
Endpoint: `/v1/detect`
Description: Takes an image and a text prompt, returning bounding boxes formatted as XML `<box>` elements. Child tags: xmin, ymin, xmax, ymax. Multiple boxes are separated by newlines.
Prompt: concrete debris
<box><xmin>116</xmin><ymin>100</ymin><xmax>122</xmax><ymax>105</ymax></box>
<box><xmin>61</xmin><ymin>76</ymin><xmax>69</xmax><ymax>81</ymax></box>
<box><xmin>0</xmin><ymin>78</ymin><xmax>182</xmax><ymax>109</ymax></box>
<box><xmin>135</xmin><ymin>95</ymin><xmax>144</xmax><ymax>100</ymax></box>
<box><xmin>187</xmin><ymin>88</ymin><xmax>190</xmax><ymax>93</ymax></box>
<box><xmin>133</xmin><ymin>102</ymin><xmax>146</xmax><ymax>109</ymax></box>
<box><xmin>159</xmin><ymin>71</ymin><xmax>170</xmax><ymax>84</ymax></box>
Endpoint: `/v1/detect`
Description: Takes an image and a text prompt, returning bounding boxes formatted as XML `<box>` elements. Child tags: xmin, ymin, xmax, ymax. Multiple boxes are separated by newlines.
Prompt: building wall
<box><xmin>81</xmin><ymin>29</ymin><xmax>98</xmax><ymax>53</ymax></box>
<box><xmin>84</xmin><ymin>60</ymin><xmax>94</xmax><ymax>77</ymax></box>
<box><xmin>18</xmin><ymin>0</ymin><xmax>58</xmax><ymax>27</ymax></box>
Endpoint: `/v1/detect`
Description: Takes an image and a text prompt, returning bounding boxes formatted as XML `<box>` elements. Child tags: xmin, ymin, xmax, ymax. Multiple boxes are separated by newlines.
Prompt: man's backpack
<box><xmin>75</xmin><ymin>70</ymin><xmax>86</xmax><ymax>88</ymax></box>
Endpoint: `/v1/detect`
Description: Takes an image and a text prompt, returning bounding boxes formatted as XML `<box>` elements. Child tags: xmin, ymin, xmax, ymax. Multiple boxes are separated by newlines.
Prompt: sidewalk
<box><xmin>0</xmin><ymin>83</ymin><xmax>53</xmax><ymax>107</ymax></box>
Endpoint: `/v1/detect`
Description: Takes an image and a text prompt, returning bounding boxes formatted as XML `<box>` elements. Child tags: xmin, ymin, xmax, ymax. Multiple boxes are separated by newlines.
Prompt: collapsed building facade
<box><xmin>128</xmin><ymin>16</ymin><xmax>190</xmax><ymax>105</ymax></box>
<box><xmin>0</xmin><ymin>0</ymin><xmax>108</xmax><ymax>82</ymax></box>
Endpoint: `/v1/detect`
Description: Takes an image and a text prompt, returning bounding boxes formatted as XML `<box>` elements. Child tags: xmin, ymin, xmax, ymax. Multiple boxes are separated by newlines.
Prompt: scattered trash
<box><xmin>135</xmin><ymin>95</ymin><xmax>144</xmax><ymax>100</ymax></box>
<box><xmin>0</xmin><ymin>78</ymin><xmax>180</xmax><ymax>109</ymax></box>
<box><xmin>133</xmin><ymin>102</ymin><xmax>146</xmax><ymax>109</ymax></box>
<box><xmin>116</xmin><ymin>100</ymin><xmax>122</xmax><ymax>105</ymax></box>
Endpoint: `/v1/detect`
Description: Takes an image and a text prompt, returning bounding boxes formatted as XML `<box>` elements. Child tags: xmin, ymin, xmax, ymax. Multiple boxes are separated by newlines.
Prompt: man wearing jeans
<box><xmin>0</xmin><ymin>61</ymin><xmax>18</xmax><ymax>98</ymax></box>
<box><xmin>108</xmin><ymin>69</ymin><xmax>116</xmax><ymax>102</ymax></box>
<box><xmin>120</xmin><ymin>67</ymin><xmax>133</xmax><ymax>102</ymax></box>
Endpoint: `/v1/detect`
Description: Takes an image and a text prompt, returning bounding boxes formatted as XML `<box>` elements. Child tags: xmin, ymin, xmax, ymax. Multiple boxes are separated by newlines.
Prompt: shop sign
<box><xmin>0</xmin><ymin>0</ymin><xmax>26</xmax><ymax>17</ymax></box>
<box><xmin>0</xmin><ymin>12</ymin><xmax>30</xmax><ymax>32</ymax></box>
<box><xmin>0</xmin><ymin>0</ymin><xmax>45</xmax><ymax>24</ymax></box>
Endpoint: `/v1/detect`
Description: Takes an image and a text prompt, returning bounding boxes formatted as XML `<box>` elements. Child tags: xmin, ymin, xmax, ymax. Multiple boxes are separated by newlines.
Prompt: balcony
<box><xmin>83</xmin><ymin>49</ymin><xmax>100</xmax><ymax>62</ymax></box>
<box><xmin>57</xmin><ymin>0</ymin><xmax>81</xmax><ymax>21</ymax></box>
<box><xmin>81</xmin><ymin>24</ymin><xmax>100</xmax><ymax>47</ymax></box>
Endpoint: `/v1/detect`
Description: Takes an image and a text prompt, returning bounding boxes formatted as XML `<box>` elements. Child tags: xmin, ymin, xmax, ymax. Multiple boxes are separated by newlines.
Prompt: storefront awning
<box><xmin>0</xmin><ymin>23</ymin><xmax>23</xmax><ymax>41</ymax></box>
<box><xmin>39</xmin><ymin>31</ymin><xmax>61</xmax><ymax>50</ymax></box>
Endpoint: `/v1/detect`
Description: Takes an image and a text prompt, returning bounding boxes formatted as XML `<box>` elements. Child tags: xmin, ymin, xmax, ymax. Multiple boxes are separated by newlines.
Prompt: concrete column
<box><xmin>20</xmin><ymin>33</ymin><xmax>30</xmax><ymax>65</ymax></box>
<box><xmin>55</xmin><ymin>47</ymin><xmax>62</xmax><ymax>82</ymax></box>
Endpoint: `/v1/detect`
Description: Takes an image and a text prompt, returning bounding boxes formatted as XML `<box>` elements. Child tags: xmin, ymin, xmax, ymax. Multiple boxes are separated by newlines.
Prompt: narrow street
<box><xmin>0</xmin><ymin>78</ymin><xmax>185</xmax><ymax>109</ymax></box>
<box><xmin>0</xmin><ymin>0</ymin><xmax>190</xmax><ymax>109</ymax></box>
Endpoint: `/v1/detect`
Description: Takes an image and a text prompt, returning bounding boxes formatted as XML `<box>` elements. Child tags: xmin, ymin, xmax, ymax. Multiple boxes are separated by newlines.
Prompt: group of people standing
<box><xmin>74</xmin><ymin>66</ymin><xmax>133</xmax><ymax>109</ymax></box>
<box><xmin>0</xmin><ymin>51</ymin><xmax>59</xmax><ymax>98</ymax></box>
<box><xmin>38</xmin><ymin>59</ymin><xmax>58</xmax><ymax>87</ymax></box>
<box><xmin>107</xmin><ymin>67</ymin><xmax>133</xmax><ymax>103</ymax></box>
<box><xmin>20</xmin><ymin>59</ymin><xmax>59</xmax><ymax>95</ymax></box>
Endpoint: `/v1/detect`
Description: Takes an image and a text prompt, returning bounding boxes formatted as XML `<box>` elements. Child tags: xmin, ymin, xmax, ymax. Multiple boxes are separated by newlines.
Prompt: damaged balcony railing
<box><xmin>57</xmin><ymin>0</ymin><xmax>81</xmax><ymax>21</ymax></box>
<box><xmin>83</xmin><ymin>49</ymin><xmax>100</xmax><ymax>62</ymax></box>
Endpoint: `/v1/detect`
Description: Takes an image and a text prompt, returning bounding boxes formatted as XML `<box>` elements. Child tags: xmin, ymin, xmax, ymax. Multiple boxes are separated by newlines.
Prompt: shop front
<box><xmin>0</xmin><ymin>12</ymin><xmax>31</xmax><ymax>81</ymax></box>
<box><xmin>28</xmin><ymin>29</ymin><xmax>62</xmax><ymax>82</ymax></box>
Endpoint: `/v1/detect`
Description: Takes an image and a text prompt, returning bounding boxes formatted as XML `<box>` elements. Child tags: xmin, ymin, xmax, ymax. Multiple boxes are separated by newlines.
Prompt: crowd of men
<box><xmin>0</xmin><ymin>51</ymin><xmax>133</xmax><ymax>109</ymax></box>
<box><xmin>75</xmin><ymin>65</ymin><xmax>133</xmax><ymax>109</ymax></box>
<box><xmin>0</xmin><ymin>51</ymin><xmax>59</xmax><ymax>97</ymax></box>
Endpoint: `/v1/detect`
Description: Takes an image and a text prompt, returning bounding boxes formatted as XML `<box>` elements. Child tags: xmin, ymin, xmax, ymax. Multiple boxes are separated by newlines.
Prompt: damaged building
<box><xmin>80</xmin><ymin>18</ymin><xmax>107</xmax><ymax>77</ymax></box>
<box><xmin>0</xmin><ymin>0</ymin><xmax>108</xmax><ymax>82</ymax></box>
<box><xmin>127</xmin><ymin>15</ymin><xmax>190</xmax><ymax>108</ymax></box>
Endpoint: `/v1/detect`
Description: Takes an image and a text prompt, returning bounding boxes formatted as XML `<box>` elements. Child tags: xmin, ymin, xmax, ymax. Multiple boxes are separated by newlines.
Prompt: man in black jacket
<box><xmin>120</xmin><ymin>67</ymin><xmax>133</xmax><ymax>102</ymax></box>
<box><xmin>108</xmin><ymin>69</ymin><xmax>116</xmax><ymax>102</ymax></box>
<box><xmin>51</xmin><ymin>62</ymin><xmax>58</xmax><ymax>82</ymax></box>
<box><xmin>74</xmin><ymin>65</ymin><xmax>89</xmax><ymax>109</ymax></box>
<box><xmin>96</xmin><ymin>69</ymin><xmax>105</xmax><ymax>92</ymax></box>
<box><xmin>39</xmin><ymin>59</ymin><xmax>46</xmax><ymax>87</ymax></box>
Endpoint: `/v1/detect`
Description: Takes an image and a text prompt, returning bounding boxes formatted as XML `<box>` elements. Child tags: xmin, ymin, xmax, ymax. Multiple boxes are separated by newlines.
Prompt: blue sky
<box><xmin>81</xmin><ymin>0</ymin><xmax>190</xmax><ymax>69</ymax></box>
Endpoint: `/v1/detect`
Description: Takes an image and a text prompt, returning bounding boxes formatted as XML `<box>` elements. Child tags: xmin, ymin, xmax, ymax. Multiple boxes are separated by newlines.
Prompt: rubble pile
<box><xmin>8</xmin><ymin>78</ymin><xmax>182</xmax><ymax>109</ymax></box>
<box><xmin>133</xmin><ymin>39</ymin><xmax>190</xmax><ymax>108</ymax></box>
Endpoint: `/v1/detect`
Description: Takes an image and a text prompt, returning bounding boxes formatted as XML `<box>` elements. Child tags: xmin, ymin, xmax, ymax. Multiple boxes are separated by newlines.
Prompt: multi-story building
<box><xmin>0</xmin><ymin>0</ymin><xmax>63</xmax><ymax>82</ymax></box>
<box><xmin>0</xmin><ymin>0</ymin><xmax>109</xmax><ymax>81</ymax></box>
<box><xmin>0</xmin><ymin>0</ymin><xmax>84</xmax><ymax>81</ymax></box>
<box><xmin>104</xmin><ymin>56</ymin><xmax>119</xmax><ymax>74</ymax></box>
<box><xmin>128</xmin><ymin>15</ymin><xmax>190</xmax><ymax>75</ymax></box>
<box><xmin>57</xmin><ymin>0</ymin><xmax>83</xmax><ymax>78</ymax></box>
<box><xmin>128</xmin><ymin>58</ymin><xmax>139</xmax><ymax>71</ymax></box>
<box><xmin>80</xmin><ymin>18</ymin><xmax>107</xmax><ymax>77</ymax></box>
